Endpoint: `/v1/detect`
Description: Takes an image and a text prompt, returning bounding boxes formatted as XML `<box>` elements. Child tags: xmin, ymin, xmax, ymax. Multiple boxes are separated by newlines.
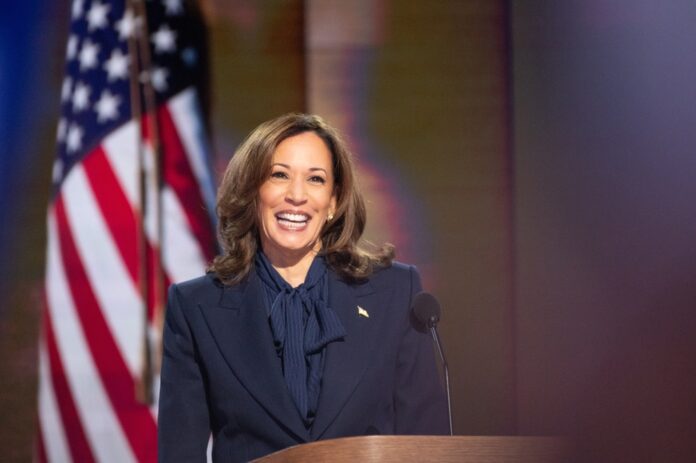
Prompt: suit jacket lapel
<box><xmin>199</xmin><ymin>273</ymin><xmax>309</xmax><ymax>441</ymax></box>
<box><xmin>311</xmin><ymin>272</ymin><xmax>381</xmax><ymax>439</ymax></box>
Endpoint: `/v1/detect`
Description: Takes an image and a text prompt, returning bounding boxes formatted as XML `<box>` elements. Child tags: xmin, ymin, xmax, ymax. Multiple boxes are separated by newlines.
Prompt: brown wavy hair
<box><xmin>208</xmin><ymin>113</ymin><xmax>394</xmax><ymax>285</ymax></box>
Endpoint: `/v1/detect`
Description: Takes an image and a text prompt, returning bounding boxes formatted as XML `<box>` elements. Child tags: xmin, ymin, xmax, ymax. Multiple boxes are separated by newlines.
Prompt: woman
<box><xmin>158</xmin><ymin>114</ymin><xmax>447</xmax><ymax>462</ymax></box>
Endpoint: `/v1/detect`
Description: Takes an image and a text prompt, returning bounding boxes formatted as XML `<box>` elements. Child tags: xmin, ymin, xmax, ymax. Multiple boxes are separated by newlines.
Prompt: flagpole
<box><xmin>136</xmin><ymin>0</ymin><xmax>167</xmax><ymax>406</ymax></box>
<box><xmin>128</xmin><ymin>0</ymin><xmax>165</xmax><ymax>406</ymax></box>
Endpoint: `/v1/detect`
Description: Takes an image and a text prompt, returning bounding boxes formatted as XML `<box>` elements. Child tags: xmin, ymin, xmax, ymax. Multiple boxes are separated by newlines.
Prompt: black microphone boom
<box><xmin>411</xmin><ymin>292</ymin><xmax>453</xmax><ymax>436</ymax></box>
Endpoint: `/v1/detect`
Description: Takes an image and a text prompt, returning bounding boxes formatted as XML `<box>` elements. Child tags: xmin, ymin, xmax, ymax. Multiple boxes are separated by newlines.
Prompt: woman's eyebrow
<box><xmin>272</xmin><ymin>163</ymin><xmax>327</xmax><ymax>174</ymax></box>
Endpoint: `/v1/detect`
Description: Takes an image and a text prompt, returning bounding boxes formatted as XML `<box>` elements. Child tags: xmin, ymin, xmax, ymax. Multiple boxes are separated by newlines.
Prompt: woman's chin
<box><xmin>262</xmin><ymin>237</ymin><xmax>321</xmax><ymax>260</ymax></box>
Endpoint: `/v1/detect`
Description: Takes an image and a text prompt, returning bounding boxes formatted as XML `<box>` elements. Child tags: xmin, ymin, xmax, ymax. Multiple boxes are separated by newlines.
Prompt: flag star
<box><xmin>61</xmin><ymin>77</ymin><xmax>73</xmax><ymax>102</ymax></box>
<box><xmin>151</xmin><ymin>25</ymin><xmax>177</xmax><ymax>53</ymax></box>
<box><xmin>94</xmin><ymin>90</ymin><xmax>121</xmax><ymax>122</ymax></box>
<box><xmin>57</xmin><ymin>118</ymin><xmax>68</xmax><ymax>141</ymax></box>
<box><xmin>52</xmin><ymin>159</ymin><xmax>64</xmax><ymax>183</ymax></box>
<box><xmin>116</xmin><ymin>9</ymin><xmax>140</xmax><ymax>40</ymax></box>
<box><xmin>163</xmin><ymin>0</ymin><xmax>183</xmax><ymax>15</ymax></box>
<box><xmin>72</xmin><ymin>81</ymin><xmax>91</xmax><ymax>112</ymax></box>
<box><xmin>86</xmin><ymin>1</ymin><xmax>111</xmax><ymax>31</ymax></box>
<box><xmin>66</xmin><ymin>35</ymin><xmax>79</xmax><ymax>60</ymax></box>
<box><xmin>78</xmin><ymin>39</ymin><xmax>100</xmax><ymax>71</ymax></box>
<box><xmin>66</xmin><ymin>123</ymin><xmax>84</xmax><ymax>153</ymax></box>
<box><xmin>181</xmin><ymin>47</ymin><xmax>197</xmax><ymax>68</ymax></box>
<box><xmin>151</xmin><ymin>67</ymin><xmax>169</xmax><ymax>92</ymax></box>
<box><xmin>72</xmin><ymin>0</ymin><xmax>84</xmax><ymax>19</ymax></box>
<box><xmin>104</xmin><ymin>49</ymin><xmax>129</xmax><ymax>81</ymax></box>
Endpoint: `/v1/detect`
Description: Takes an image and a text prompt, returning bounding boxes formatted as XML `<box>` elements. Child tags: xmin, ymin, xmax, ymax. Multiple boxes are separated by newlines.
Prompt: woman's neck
<box><xmin>262</xmin><ymin>246</ymin><xmax>318</xmax><ymax>288</ymax></box>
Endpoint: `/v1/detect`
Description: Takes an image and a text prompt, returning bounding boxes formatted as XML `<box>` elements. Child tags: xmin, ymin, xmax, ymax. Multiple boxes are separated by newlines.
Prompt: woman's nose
<box><xmin>285</xmin><ymin>178</ymin><xmax>307</xmax><ymax>204</ymax></box>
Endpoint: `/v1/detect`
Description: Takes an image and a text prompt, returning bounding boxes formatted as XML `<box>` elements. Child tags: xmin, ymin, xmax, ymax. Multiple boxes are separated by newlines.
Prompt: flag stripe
<box><xmin>61</xmin><ymin>164</ymin><xmax>143</xmax><ymax>375</ymax></box>
<box><xmin>47</xmin><ymin>208</ymin><xmax>135</xmax><ymax>463</ymax></box>
<box><xmin>168</xmin><ymin>88</ymin><xmax>217</xmax><ymax>219</ymax></box>
<box><xmin>43</xmin><ymin>307</ymin><xmax>96</xmax><ymax>463</ymax></box>
<box><xmin>100</xmin><ymin>113</ymin><xmax>208</xmax><ymax>285</ymax></box>
<box><xmin>54</xmin><ymin>198</ymin><xmax>157</xmax><ymax>461</ymax></box>
<box><xmin>38</xmin><ymin>329</ymin><xmax>73</xmax><ymax>463</ymax></box>
<box><xmin>153</xmin><ymin>106</ymin><xmax>216</xmax><ymax>262</ymax></box>
<box><xmin>81</xmin><ymin>146</ymin><xmax>164</xmax><ymax>320</ymax></box>
<box><xmin>81</xmin><ymin>147</ymin><xmax>140</xmax><ymax>285</ymax></box>
<box><xmin>101</xmin><ymin>121</ymin><xmax>140</xmax><ymax>206</ymax></box>
<box><xmin>35</xmin><ymin>415</ymin><xmax>49</xmax><ymax>463</ymax></box>
<box><xmin>145</xmin><ymin>241</ymin><xmax>163</xmax><ymax>320</ymax></box>
<box><xmin>161</xmin><ymin>186</ymin><xmax>209</xmax><ymax>282</ymax></box>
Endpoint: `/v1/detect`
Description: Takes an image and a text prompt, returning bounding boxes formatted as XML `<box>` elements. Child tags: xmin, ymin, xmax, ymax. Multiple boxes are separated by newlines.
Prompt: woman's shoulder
<box><xmin>366</xmin><ymin>260</ymin><xmax>419</xmax><ymax>286</ymax></box>
<box><xmin>169</xmin><ymin>272</ymin><xmax>227</xmax><ymax>301</ymax></box>
<box><xmin>375</xmin><ymin>259</ymin><xmax>417</xmax><ymax>274</ymax></box>
<box><xmin>361</xmin><ymin>261</ymin><xmax>422</xmax><ymax>314</ymax></box>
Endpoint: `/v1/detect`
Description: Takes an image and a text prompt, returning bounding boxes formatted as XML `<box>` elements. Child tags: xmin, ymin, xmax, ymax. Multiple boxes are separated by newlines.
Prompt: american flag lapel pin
<box><xmin>357</xmin><ymin>306</ymin><xmax>369</xmax><ymax>318</ymax></box>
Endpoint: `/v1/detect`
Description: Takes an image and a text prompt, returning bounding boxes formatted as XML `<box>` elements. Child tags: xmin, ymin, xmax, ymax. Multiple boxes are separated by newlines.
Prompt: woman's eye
<box><xmin>270</xmin><ymin>171</ymin><xmax>288</xmax><ymax>180</ymax></box>
<box><xmin>309</xmin><ymin>175</ymin><xmax>326</xmax><ymax>184</ymax></box>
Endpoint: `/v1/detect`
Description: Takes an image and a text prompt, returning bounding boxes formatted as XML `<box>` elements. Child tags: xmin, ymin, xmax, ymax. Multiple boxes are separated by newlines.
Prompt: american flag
<box><xmin>37</xmin><ymin>0</ymin><xmax>217</xmax><ymax>461</ymax></box>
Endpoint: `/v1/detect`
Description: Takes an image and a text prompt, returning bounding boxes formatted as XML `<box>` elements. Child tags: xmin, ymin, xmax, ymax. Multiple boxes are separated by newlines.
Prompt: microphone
<box><xmin>412</xmin><ymin>292</ymin><xmax>441</xmax><ymax>329</ymax></box>
<box><xmin>411</xmin><ymin>292</ymin><xmax>453</xmax><ymax>436</ymax></box>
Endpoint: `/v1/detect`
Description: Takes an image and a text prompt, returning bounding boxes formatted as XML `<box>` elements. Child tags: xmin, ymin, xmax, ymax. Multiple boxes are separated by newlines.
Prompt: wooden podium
<box><xmin>252</xmin><ymin>435</ymin><xmax>570</xmax><ymax>462</ymax></box>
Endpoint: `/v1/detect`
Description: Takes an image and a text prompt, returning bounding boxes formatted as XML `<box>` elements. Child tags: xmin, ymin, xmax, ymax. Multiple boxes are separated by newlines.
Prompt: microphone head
<box><xmin>411</xmin><ymin>292</ymin><xmax>441</xmax><ymax>330</ymax></box>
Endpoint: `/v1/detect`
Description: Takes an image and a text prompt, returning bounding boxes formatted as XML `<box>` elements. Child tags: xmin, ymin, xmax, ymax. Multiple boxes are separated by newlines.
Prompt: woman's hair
<box><xmin>208</xmin><ymin>113</ymin><xmax>394</xmax><ymax>285</ymax></box>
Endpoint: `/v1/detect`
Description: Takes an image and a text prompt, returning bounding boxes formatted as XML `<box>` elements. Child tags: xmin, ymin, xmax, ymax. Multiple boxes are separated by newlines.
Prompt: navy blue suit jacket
<box><xmin>157</xmin><ymin>262</ymin><xmax>448</xmax><ymax>462</ymax></box>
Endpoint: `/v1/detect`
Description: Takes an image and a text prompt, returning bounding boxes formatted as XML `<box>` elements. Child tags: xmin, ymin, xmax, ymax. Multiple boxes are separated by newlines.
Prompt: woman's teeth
<box><xmin>276</xmin><ymin>212</ymin><xmax>309</xmax><ymax>229</ymax></box>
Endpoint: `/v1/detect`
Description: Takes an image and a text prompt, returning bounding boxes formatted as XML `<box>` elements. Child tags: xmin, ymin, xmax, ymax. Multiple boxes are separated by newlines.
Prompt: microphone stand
<box><xmin>428</xmin><ymin>316</ymin><xmax>453</xmax><ymax>436</ymax></box>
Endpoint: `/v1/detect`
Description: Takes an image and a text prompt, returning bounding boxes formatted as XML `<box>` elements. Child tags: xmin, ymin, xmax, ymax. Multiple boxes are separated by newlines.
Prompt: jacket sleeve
<box><xmin>393</xmin><ymin>265</ymin><xmax>450</xmax><ymax>435</ymax></box>
<box><xmin>158</xmin><ymin>284</ymin><xmax>210</xmax><ymax>462</ymax></box>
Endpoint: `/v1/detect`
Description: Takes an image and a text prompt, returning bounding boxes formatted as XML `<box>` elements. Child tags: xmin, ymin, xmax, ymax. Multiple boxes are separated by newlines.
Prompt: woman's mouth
<box><xmin>275</xmin><ymin>212</ymin><xmax>310</xmax><ymax>230</ymax></box>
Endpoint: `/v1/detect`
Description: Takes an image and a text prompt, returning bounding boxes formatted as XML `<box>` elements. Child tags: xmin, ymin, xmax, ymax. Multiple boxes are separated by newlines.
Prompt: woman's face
<box><xmin>257</xmin><ymin>131</ymin><xmax>337</xmax><ymax>264</ymax></box>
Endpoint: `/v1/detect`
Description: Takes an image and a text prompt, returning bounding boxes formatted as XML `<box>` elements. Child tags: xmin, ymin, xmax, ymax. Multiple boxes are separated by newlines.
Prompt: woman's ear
<box><xmin>329</xmin><ymin>195</ymin><xmax>337</xmax><ymax>219</ymax></box>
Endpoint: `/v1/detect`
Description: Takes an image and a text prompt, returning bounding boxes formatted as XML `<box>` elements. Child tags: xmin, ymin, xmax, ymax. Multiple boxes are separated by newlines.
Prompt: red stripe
<box><xmin>43</xmin><ymin>305</ymin><xmax>96</xmax><ymax>463</ymax></box>
<box><xmin>81</xmin><ymin>147</ymin><xmax>155</xmax><ymax>318</ymax></box>
<box><xmin>35</xmin><ymin>410</ymin><xmax>49</xmax><ymax>463</ymax></box>
<box><xmin>142</xmin><ymin>107</ymin><xmax>216</xmax><ymax>262</ymax></box>
<box><xmin>81</xmin><ymin>147</ymin><xmax>171</xmax><ymax>322</ymax></box>
<box><xmin>54</xmin><ymin>197</ymin><xmax>157</xmax><ymax>462</ymax></box>
<box><xmin>82</xmin><ymin>147</ymin><xmax>139</xmax><ymax>285</ymax></box>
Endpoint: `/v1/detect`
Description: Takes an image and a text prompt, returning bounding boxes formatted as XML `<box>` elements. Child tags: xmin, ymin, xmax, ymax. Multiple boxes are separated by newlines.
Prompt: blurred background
<box><xmin>2</xmin><ymin>0</ymin><xmax>696</xmax><ymax>461</ymax></box>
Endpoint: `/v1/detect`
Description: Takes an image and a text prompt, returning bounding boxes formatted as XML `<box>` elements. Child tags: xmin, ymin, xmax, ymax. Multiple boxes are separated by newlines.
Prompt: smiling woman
<box><xmin>157</xmin><ymin>113</ymin><xmax>448</xmax><ymax>463</ymax></box>
<box><xmin>257</xmin><ymin>131</ymin><xmax>337</xmax><ymax>286</ymax></box>
<box><xmin>210</xmin><ymin>113</ymin><xmax>393</xmax><ymax>286</ymax></box>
